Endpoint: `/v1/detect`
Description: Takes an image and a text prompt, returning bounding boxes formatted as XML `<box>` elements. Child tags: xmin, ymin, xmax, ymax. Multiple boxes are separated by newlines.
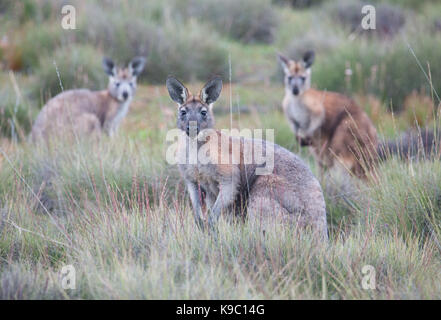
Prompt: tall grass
<box><xmin>0</xmin><ymin>73</ymin><xmax>36</xmax><ymax>139</ymax></box>
<box><xmin>310</xmin><ymin>36</ymin><xmax>441</xmax><ymax>109</ymax></box>
<box><xmin>1</xmin><ymin>0</ymin><xmax>441</xmax><ymax>300</ymax></box>
<box><xmin>1</xmin><ymin>103</ymin><xmax>441</xmax><ymax>299</ymax></box>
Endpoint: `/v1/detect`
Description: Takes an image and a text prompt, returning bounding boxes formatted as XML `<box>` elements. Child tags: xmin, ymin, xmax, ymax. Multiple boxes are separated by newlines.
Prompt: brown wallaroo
<box><xmin>278</xmin><ymin>51</ymin><xmax>378</xmax><ymax>179</ymax></box>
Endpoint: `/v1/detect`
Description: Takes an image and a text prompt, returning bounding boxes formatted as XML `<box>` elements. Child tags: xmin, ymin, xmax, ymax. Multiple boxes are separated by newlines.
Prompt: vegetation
<box><xmin>0</xmin><ymin>0</ymin><xmax>440</xmax><ymax>299</ymax></box>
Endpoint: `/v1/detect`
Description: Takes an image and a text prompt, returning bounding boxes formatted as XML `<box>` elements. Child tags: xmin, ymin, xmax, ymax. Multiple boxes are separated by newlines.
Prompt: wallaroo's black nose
<box><xmin>122</xmin><ymin>91</ymin><xmax>129</xmax><ymax>100</ymax></box>
<box><xmin>292</xmin><ymin>86</ymin><xmax>299</xmax><ymax>95</ymax></box>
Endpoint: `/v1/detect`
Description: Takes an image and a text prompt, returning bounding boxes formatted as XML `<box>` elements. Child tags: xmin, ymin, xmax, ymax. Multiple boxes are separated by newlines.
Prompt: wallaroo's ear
<box><xmin>102</xmin><ymin>57</ymin><xmax>116</xmax><ymax>76</ymax></box>
<box><xmin>303</xmin><ymin>50</ymin><xmax>315</xmax><ymax>68</ymax></box>
<box><xmin>277</xmin><ymin>52</ymin><xmax>290</xmax><ymax>74</ymax></box>
<box><xmin>129</xmin><ymin>57</ymin><xmax>146</xmax><ymax>77</ymax></box>
<box><xmin>166</xmin><ymin>76</ymin><xmax>189</xmax><ymax>105</ymax></box>
<box><xmin>200</xmin><ymin>77</ymin><xmax>222</xmax><ymax>105</ymax></box>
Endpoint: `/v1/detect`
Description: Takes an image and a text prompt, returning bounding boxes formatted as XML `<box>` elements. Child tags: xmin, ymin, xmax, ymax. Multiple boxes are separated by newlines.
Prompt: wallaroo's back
<box><xmin>166</xmin><ymin>76</ymin><xmax>328</xmax><ymax>240</ymax></box>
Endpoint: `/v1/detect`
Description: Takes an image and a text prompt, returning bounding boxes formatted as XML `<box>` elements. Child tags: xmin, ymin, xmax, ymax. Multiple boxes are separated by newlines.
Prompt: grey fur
<box><xmin>31</xmin><ymin>56</ymin><xmax>146</xmax><ymax>141</ymax></box>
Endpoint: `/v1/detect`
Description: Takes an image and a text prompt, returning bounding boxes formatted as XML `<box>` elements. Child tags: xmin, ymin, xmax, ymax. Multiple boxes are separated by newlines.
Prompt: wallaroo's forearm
<box><xmin>208</xmin><ymin>182</ymin><xmax>238</xmax><ymax>227</ymax></box>
<box><xmin>186</xmin><ymin>181</ymin><xmax>204</xmax><ymax>226</ymax></box>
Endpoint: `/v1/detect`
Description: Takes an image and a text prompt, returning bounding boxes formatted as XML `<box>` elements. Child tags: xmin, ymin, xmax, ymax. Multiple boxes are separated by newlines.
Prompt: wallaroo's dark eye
<box><xmin>116</xmin><ymin>82</ymin><xmax>121</xmax><ymax>87</ymax></box>
<box><xmin>180</xmin><ymin>109</ymin><xmax>187</xmax><ymax>116</ymax></box>
<box><xmin>300</xmin><ymin>76</ymin><xmax>306</xmax><ymax>82</ymax></box>
<box><xmin>287</xmin><ymin>76</ymin><xmax>293</xmax><ymax>81</ymax></box>
<box><xmin>201</xmin><ymin>110</ymin><xmax>207</xmax><ymax>117</ymax></box>
<box><xmin>129</xmin><ymin>82</ymin><xmax>134</xmax><ymax>87</ymax></box>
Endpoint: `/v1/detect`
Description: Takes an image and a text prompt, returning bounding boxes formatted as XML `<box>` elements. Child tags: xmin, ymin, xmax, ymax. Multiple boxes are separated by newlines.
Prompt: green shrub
<box><xmin>311</xmin><ymin>36</ymin><xmax>441</xmax><ymax>109</ymax></box>
<box><xmin>283</xmin><ymin>29</ymin><xmax>345</xmax><ymax>61</ymax></box>
<box><xmin>79</xmin><ymin>2</ymin><xmax>229</xmax><ymax>83</ymax></box>
<box><xmin>272</xmin><ymin>0</ymin><xmax>325</xmax><ymax>8</ymax></box>
<box><xmin>176</xmin><ymin>0</ymin><xmax>278</xmax><ymax>44</ymax></box>
<box><xmin>17</xmin><ymin>23</ymin><xmax>70</xmax><ymax>71</ymax></box>
<box><xmin>0</xmin><ymin>0</ymin><xmax>62</xmax><ymax>24</ymax></box>
<box><xmin>329</xmin><ymin>0</ymin><xmax>406</xmax><ymax>38</ymax></box>
<box><xmin>0</xmin><ymin>90</ymin><xmax>35</xmax><ymax>139</ymax></box>
<box><xmin>31</xmin><ymin>45</ymin><xmax>107</xmax><ymax>102</ymax></box>
<box><xmin>370</xmin><ymin>0</ymin><xmax>438</xmax><ymax>10</ymax></box>
<box><xmin>147</xmin><ymin>21</ymin><xmax>229</xmax><ymax>83</ymax></box>
<box><xmin>79</xmin><ymin>4</ymin><xmax>156</xmax><ymax>66</ymax></box>
<box><xmin>0</xmin><ymin>74</ymin><xmax>36</xmax><ymax>139</ymax></box>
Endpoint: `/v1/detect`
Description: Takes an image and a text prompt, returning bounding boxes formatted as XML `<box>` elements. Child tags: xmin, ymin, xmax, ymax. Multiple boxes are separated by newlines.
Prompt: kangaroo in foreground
<box><xmin>166</xmin><ymin>76</ymin><xmax>327</xmax><ymax>239</ymax></box>
<box><xmin>31</xmin><ymin>57</ymin><xmax>146</xmax><ymax>142</ymax></box>
<box><xmin>278</xmin><ymin>51</ymin><xmax>378</xmax><ymax>179</ymax></box>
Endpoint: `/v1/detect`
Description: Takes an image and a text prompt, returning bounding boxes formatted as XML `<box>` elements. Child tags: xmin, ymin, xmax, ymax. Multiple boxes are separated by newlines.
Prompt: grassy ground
<box><xmin>1</xmin><ymin>83</ymin><xmax>441</xmax><ymax>299</ymax></box>
<box><xmin>1</xmin><ymin>0</ymin><xmax>441</xmax><ymax>299</ymax></box>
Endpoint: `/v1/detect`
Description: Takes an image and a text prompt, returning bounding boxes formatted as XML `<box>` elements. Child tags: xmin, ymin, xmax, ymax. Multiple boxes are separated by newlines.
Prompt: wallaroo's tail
<box><xmin>377</xmin><ymin>128</ymin><xmax>440</xmax><ymax>161</ymax></box>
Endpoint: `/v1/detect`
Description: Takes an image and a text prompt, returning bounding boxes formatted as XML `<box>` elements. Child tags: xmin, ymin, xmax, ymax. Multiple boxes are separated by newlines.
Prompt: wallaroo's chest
<box><xmin>179</xmin><ymin>162</ymin><xmax>217</xmax><ymax>180</ymax></box>
<box><xmin>179</xmin><ymin>163</ymin><xmax>220</xmax><ymax>194</ymax></box>
<box><xmin>283</xmin><ymin>95</ymin><xmax>311</xmax><ymax>127</ymax></box>
<box><xmin>176</xmin><ymin>134</ymin><xmax>218</xmax><ymax>184</ymax></box>
<box><xmin>282</xmin><ymin>90</ymin><xmax>326</xmax><ymax>138</ymax></box>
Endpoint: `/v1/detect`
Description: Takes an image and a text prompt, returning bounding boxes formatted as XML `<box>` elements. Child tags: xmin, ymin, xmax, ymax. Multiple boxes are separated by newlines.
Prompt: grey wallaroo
<box><xmin>166</xmin><ymin>76</ymin><xmax>328</xmax><ymax>239</ymax></box>
<box><xmin>31</xmin><ymin>57</ymin><xmax>146</xmax><ymax>142</ymax></box>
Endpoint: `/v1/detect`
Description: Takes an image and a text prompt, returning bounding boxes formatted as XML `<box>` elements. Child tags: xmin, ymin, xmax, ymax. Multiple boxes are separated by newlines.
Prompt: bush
<box><xmin>272</xmin><ymin>0</ymin><xmax>325</xmax><ymax>8</ymax></box>
<box><xmin>31</xmin><ymin>45</ymin><xmax>107</xmax><ymax>102</ymax></box>
<box><xmin>283</xmin><ymin>29</ymin><xmax>345</xmax><ymax>61</ymax></box>
<box><xmin>0</xmin><ymin>0</ymin><xmax>65</xmax><ymax>25</ymax></box>
<box><xmin>311</xmin><ymin>35</ymin><xmax>441</xmax><ymax>110</ymax></box>
<box><xmin>0</xmin><ymin>74</ymin><xmax>36</xmax><ymax>139</ymax></box>
<box><xmin>79</xmin><ymin>2</ymin><xmax>229</xmax><ymax>83</ymax></box>
<box><xmin>0</xmin><ymin>89</ymin><xmax>35</xmax><ymax>139</ymax></box>
<box><xmin>370</xmin><ymin>0</ymin><xmax>438</xmax><ymax>10</ymax></box>
<box><xmin>146</xmin><ymin>22</ymin><xmax>229</xmax><ymax>83</ymax></box>
<box><xmin>329</xmin><ymin>0</ymin><xmax>406</xmax><ymax>37</ymax></box>
<box><xmin>176</xmin><ymin>0</ymin><xmax>277</xmax><ymax>44</ymax></box>
<box><xmin>17</xmin><ymin>23</ymin><xmax>69</xmax><ymax>71</ymax></box>
<box><xmin>79</xmin><ymin>4</ymin><xmax>155</xmax><ymax>66</ymax></box>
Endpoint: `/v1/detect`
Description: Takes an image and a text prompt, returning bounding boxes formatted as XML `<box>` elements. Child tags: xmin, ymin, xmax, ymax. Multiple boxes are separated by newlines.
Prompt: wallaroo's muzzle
<box><xmin>186</xmin><ymin>121</ymin><xmax>199</xmax><ymax>137</ymax></box>
<box><xmin>292</xmin><ymin>86</ymin><xmax>299</xmax><ymax>95</ymax></box>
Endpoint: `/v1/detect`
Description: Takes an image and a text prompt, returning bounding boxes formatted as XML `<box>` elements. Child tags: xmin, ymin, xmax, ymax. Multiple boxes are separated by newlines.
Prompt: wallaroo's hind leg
<box><xmin>246</xmin><ymin>176</ymin><xmax>328</xmax><ymax>241</ymax></box>
<box><xmin>70</xmin><ymin>113</ymin><xmax>102</xmax><ymax>140</ymax></box>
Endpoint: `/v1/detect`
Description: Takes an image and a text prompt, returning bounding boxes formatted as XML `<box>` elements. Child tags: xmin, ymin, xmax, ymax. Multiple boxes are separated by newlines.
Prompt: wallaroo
<box><xmin>166</xmin><ymin>76</ymin><xmax>328</xmax><ymax>240</ymax></box>
<box><xmin>31</xmin><ymin>56</ymin><xmax>146</xmax><ymax>142</ymax></box>
<box><xmin>277</xmin><ymin>51</ymin><xmax>378</xmax><ymax>179</ymax></box>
